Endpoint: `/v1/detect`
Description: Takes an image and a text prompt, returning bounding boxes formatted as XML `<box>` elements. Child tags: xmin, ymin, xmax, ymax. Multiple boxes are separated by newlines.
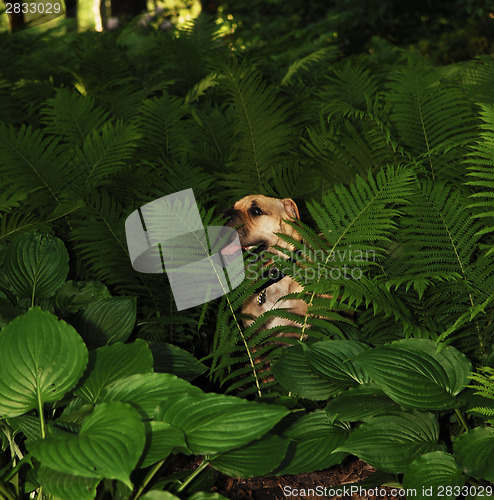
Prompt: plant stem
<box><xmin>0</xmin><ymin>482</ymin><xmax>17</xmax><ymax>500</ymax></box>
<box><xmin>132</xmin><ymin>459</ymin><xmax>167</xmax><ymax>500</ymax></box>
<box><xmin>226</xmin><ymin>297</ymin><xmax>262</xmax><ymax>397</ymax></box>
<box><xmin>455</xmin><ymin>408</ymin><xmax>469</xmax><ymax>433</ymax></box>
<box><xmin>177</xmin><ymin>459</ymin><xmax>209</xmax><ymax>493</ymax></box>
<box><xmin>37</xmin><ymin>392</ymin><xmax>46</xmax><ymax>439</ymax></box>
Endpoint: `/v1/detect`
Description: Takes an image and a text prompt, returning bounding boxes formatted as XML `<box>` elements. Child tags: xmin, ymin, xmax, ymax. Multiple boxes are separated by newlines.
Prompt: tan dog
<box><xmin>225</xmin><ymin>195</ymin><xmax>308</xmax><ymax>334</ymax></box>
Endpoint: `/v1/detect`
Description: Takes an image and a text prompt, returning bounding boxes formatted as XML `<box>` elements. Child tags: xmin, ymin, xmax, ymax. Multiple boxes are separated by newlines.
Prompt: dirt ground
<box><xmin>211</xmin><ymin>457</ymin><xmax>405</xmax><ymax>500</ymax></box>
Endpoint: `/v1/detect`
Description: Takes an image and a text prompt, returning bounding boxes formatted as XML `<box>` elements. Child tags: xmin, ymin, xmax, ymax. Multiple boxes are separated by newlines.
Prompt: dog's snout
<box><xmin>223</xmin><ymin>208</ymin><xmax>241</xmax><ymax>226</ymax></box>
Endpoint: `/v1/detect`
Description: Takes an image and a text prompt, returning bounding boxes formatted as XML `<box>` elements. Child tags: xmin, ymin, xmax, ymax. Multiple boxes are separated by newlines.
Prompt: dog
<box><xmin>224</xmin><ymin>195</ymin><xmax>308</xmax><ymax>335</ymax></box>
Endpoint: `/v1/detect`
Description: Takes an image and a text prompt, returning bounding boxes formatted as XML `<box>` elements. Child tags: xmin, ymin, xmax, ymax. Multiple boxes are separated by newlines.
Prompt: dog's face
<box><xmin>224</xmin><ymin>195</ymin><xmax>301</xmax><ymax>253</ymax></box>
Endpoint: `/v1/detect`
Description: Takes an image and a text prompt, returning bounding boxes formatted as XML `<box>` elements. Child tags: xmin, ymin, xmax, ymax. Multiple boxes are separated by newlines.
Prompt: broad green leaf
<box><xmin>140</xmin><ymin>421</ymin><xmax>189</xmax><ymax>468</ymax></box>
<box><xmin>149</xmin><ymin>341</ymin><xmax>207</xmax><ymax>381</ymax></box>
<box><xmin>0</xmin><ymin>308</ymin><xmax>88</xmax><ymax>417</ymax></box>
<box><xmin>188</xmin><ymin>494</ymin><xmax>228</xmax><ymax>500</ymax></box>
<box><xmin>75</xmin><ymin>340</ymin><xmax>154</xmax><ymax>403</ymax></box>
<box><xmin>101</xmin><ymin>372</ymin><xmax>202</xmax><ymax>419</ymax></box>
<box><xmin>7</xmin><ymin>414</ymin><xmax>41</xmax><ymax>440</ymax></box>
<box><xmin>454</xmin><ymin>426</ymin><xmax>494</xmax><ymax>482</ymax></box>
<box><xmin>271</xmin><ymin>344</ymin><xmax>341</xmax><ymax>400</ymax></box>
<box><xmin>303</xmin><ymin>340</ymin><xmax>370</xmax><ymax>386</ymax></box>
<box><xmin>156</xmin><ymin>392</ymin><xmax>289</xmax><ymax>454</ymax></box>
<box><xmin>75</xmin><ymin>297</ymin><xmax>137</xmax><ymax>347</ymax></box>
<box><xmin>210</xmin><ymin>434</ymin><xmax>288</xmax><ymax>477</ymax></box>
<box><xmin>29</xmin><ymin>402</ymin><xmax>145</xmax><ymax>488</ymax></box>
<box><xmin>355</xmin><ymin>339</ymin><xmax>471</xmax><ymax>409</ymax></box>
<box><xmin>336</xmin><ymin>411</ymin><xmax>441</xmax><ymax>473</ymax></box>
<box><xmin>326</xmin><ymin>385</ymin><xmax>400</xmax><ymax>422</ymax></box>
<box><xmin>274</xmin><ymin>410</ymin><xmax>349</xmax><ymax>475</ymax></box>
<box><xmin>4</xmin><ymin>232</ymin><xmax>69</xmax><ymax>299</ymax></box>
<box><xmin>402</xmin><ymin>451</ymin><xmax>465</xmax><ymax>500</ymax></box>
<box><xmin>141</xmin><ymin>493</ymin><xmax>180</xmax><ymax>500</ymax></box>
<box><xmin>55</xmin><ymin>280</ymin><xmax>111</xmax><ymax>314</ymax></box>
<box><xmin>37</xmin><ymin>465</ymin><xmax>99</xmax><ymax>500</ymax></box>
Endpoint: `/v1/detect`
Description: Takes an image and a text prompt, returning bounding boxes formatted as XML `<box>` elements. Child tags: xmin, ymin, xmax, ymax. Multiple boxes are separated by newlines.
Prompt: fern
<box><xmin>0</xmin><ymin>123</ymin><xmax>77</xmax><ymax>213</ymax></box>
<box><xmin>137</xmin><ymin>93</ymin><xmax>194</xmax><ymax>162</ymax></box>
<box><xmin>469</xmin><ymin>367</ymin><xmax>494</xmax><ymax>417</ymax></box>
<box><xmin>42</xmin><ymin>89</ymin><xmax>109</xmax><ymax>147</ymax></box>
<box><xmin>74</xmin><ymin>120</ymin><xmax>141</xmax><ymax>187</ymax></box>
<box><xmin>386</xmin><ymin>53</ymin><xmax>477</xmax><ymax>181</ymax></box>
<box><xmin>466</xmin><ymin>103</ymin><xmax>494</xmax><ymax>255</ymax></box>
<box><xmin>219</xmin><ymin>57</ymin><xmax>296</xmax><ymax>195</ymax></box>
<box><xmin>281</xmin><ymin>47</ymin><xmax>332</xmax><ymax>87</ymax></box>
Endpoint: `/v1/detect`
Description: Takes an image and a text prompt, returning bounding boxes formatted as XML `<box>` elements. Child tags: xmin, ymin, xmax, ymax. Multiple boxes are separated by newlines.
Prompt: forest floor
<box><xmin>171</xmin><ymin>456</ymin><xmax>405</xmax><ymax>500</ymax></box>
<box><xmin>212</xmin><ymin>457</ymin><xmax>405</xmax><ymax>500</ymax></box>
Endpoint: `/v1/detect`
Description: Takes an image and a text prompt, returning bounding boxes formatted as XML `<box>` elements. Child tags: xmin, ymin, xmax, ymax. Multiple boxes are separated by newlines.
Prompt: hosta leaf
<box><xmin>7</xmin><ymin>414</ymin><xmax>41</xmax><ymax>441</ymax></box>
<box><xmin>29</xmin><ymin>402</ymin><xmax>145</xmax><ymax>488</ymax></box>
<box><xmin>37</xmin><ymin>465</ymin><xmax>99</xmax><ymax>500</ymax></box>
<box><xmin>75</xmin><ymin>340</ymin><xmax>154</xmax><ymax>404</ymax></box>
<box><xmin>336</xmin><ymin>411</ymin><xmax>441</xmax><ymax>473</ymax></box>
<box><xmin>355</xmin><ymin>339</ymin><xmax>471</xmax><ymax>409</ymax></box>
<box><xmin>188</xmin><ymin>494</ymin><xmax>228</xmax><ymax>500</ymax></box>
<box><xmin>303</xmin><ymin>340</ymin><xmax>370</xmax><ymax>386</ymax></box>
<box><xmin>101</xmin><ymin>372</ymin><xmax>202</xmax><ymax>419</ymax></box>
<box><xmin>402</xmin><ymin>451</ymin><xmax>465</xmax><ymax>500</ymax></box>
<box><xmin>55</xmin><ymin>280</ymin><xmax>111</xmax><ymax>314</ymax></box>
<box><xmin>210</xmin><ymin>434</ymin><xmax>289</xmax><ymax>477</ymax></box>
<box><xmin>326</xmin><ymin>385</ymin><xmax>401</xmax><ymax>422</ymax></box>
<box><xmin>149</xmin><ymin>341</ymin><xmax>207</xmax><ymax>381</ymax></box>
<box><xmin>274</xmin><ymin>410</ymin><xmax>349</xmax><ymax>475</ymax></box>
<box><xmin>75</xmin><ymin>297</ymin><xmax>137</xmax><ymax>348</ymax></box>
<box><xmin>140</xmin><ymin>421</ymin><xmax>189</xmax><ymax>468</ymax></box>
<box><xmin>454</xmin><ymin>426</ymin><xmax>494</xmax><ymax>482</ymax></box>
<box><xmin>0</xmin><ymin>308</ymin><xmax>88</xmax><ymax>417</ymax></box>
<box><xmin>141</xmin><ymin>493</ymin><xmax>180</xmax><ymax>500</ymax></box>
<box><xmin>4</xmin><ymin>232</ymin><xmax>69</xmax><ymax>299</ymax></box>
<box><xmin>156</xmin><ymin>392</ymin><xmax>289</xmax><ymax>454</ymax></box>
<box><xmin>271</xmin><ymin>344</ymin><xmax>341</xmax><ymax>400</ymax></box>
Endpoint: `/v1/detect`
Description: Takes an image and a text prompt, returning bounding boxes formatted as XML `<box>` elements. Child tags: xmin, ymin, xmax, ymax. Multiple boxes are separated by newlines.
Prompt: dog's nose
<box><xmin>222</xmin><ymin>208</ymin><xmax>239</xmax><ymax>226</ymax></box>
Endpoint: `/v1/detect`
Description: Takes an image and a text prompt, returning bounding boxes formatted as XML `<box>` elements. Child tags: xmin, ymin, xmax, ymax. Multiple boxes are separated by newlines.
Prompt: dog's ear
<box><xmin>282</xmin><ymin>198</ymin><xmax>300</xmax><ymax>219</ymax></box>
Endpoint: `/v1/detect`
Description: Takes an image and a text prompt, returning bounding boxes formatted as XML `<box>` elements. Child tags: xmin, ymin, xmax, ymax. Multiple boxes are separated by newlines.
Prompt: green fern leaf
<box><xmin>387</xmin><ymin>54</ymin><xmax>476</xmax><ymax>180</ymax></box>
<box><xmin>466</xmin><ymin>103</ymin><xmax>494</xmax><ymax>254</ymax></box>
<box><xmin>42</xmin><ymin>89</ymin><xmax>109</xmax><ymax>147</ymax></box>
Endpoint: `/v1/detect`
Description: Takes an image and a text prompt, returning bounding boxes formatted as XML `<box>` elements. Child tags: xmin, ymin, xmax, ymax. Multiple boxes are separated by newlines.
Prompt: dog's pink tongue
<box><xmin>221</xmin><ymin>239</ymin><xmax>241</xmax><ymax>256</ymax></box>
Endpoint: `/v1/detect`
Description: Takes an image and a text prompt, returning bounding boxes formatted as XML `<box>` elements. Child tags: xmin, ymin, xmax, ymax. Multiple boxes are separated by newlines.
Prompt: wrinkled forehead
<box><xmin>233</xmin><ymin>195</ymin><xmax>281</xmax><ymax>211</ymax></box>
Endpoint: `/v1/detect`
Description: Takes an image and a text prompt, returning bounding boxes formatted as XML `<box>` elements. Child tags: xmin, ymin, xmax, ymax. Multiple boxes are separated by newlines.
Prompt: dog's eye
<box><xmin>250</xmin><ymin>207</ymin><xmax>263</xmax><ymax>216</ymax></box>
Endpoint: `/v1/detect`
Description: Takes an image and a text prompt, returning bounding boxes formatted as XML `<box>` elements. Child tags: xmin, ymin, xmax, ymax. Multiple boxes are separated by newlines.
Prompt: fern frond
<box><xmin>0</xmin><ymin>212</ymin><xmax>48</xmax><ymax>241</ymax></box>
<box><xmin>281</xmin><ymin>48</ymin><xmax>332</xmax><ymax>87</ymax></box>
<box><xmin>137</xmin><ymin>93</ymin><xmax>193</xmax><ymax>162</ymax></box>
<box><xmin>185</xmin><ymin>72</ymin><xmax>219</xmax><ymax>103</ymax></box>
<box><xmin>385</xmin><ymin>180</ymin><xmax>482</xmax><ymax>296</ymax></box>
<box><xmin>42</xmin><ymin>88</ymin><xmax>109</xmax><ymax>147</ymax></box>
<box><xmin>219</xmin><ymin>57</ymin><xmax>295</xmax><ymax>195</ymax></box>
<box><xmin>74</xmin><ymin>120</ymin><xmax>141</xmax><ymax>186</ymax></box>
<box><xmin>466</xmin><ymin>103</ymin><xmax>494</xmax><ymax>254</ymax></box>
<box><xmin>317</xmin><ymin>60</ymin><xmax>379</xmax><ymax>117</ymax></box>
<box><xmin>386</xmin><ymin>54</ymin><xmax>477</xmax><ymax>180</ymax></box>
<box><xmin>458</xmin><ymin>55</ymin><xmax>494</xmax><ymax>103</ymax></box>
<box><xmin>468</xmin><ymin>368</ymin><xmax>494</xmax><ymax>417</ymax></box>
<box><xmin>0</xmin><ymin>124</ymin><xmax>78</xmax><ymax>212</ymax></box>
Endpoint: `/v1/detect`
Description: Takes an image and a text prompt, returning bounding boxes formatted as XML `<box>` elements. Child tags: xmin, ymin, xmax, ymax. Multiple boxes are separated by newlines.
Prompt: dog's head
<box><xmin>224</xmin><ymin>195</ymin><xmax>301</xmax><ymax>254</ymax></box>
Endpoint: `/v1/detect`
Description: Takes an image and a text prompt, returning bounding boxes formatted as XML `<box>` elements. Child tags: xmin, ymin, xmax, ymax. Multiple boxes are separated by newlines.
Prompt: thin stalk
<box><xmin>455</xmin><ymin>408</ymin><xmax>469</xmax><ymax>433</ymax></box>
<box><xmin>176</xmin><ymin>460</ymin><xmax>209</xmax><ymax>493</ymax></box>
<box><xmin>133</xmin><ymin>459</ymin><xmax>167</xmax><ymax>500</ymax></box>
<box><xmin>37</xmin><ymin>391</ymin><xmax>46</xmax><ymax>439</ymax></box>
